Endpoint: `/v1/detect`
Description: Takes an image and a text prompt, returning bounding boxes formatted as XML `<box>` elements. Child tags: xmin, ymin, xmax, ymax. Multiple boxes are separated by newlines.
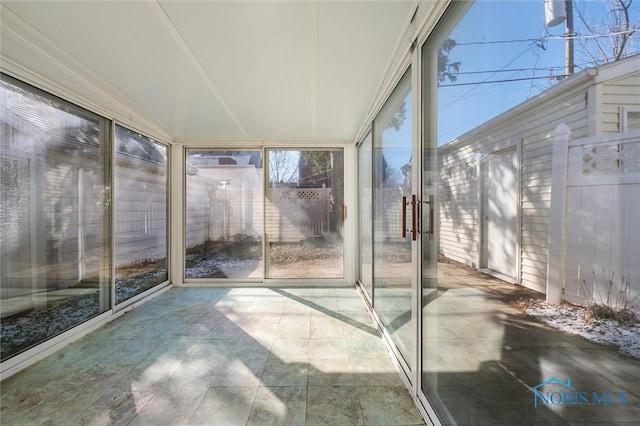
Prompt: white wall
<box><xmin>438</xmin><ymin>75</ymin><xmax>593</xmax><ymax>293</ymax></box>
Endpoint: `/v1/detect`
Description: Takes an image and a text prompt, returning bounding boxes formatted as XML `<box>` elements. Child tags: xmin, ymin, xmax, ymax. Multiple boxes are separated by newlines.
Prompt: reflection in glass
<box><xmin>373</xmin><ymin>69</ymin><xmax>413</xmax><ymax>366</ymax></box>
<box><xmin>0</xmin><ymin>75</ymin><xmax>110</xmax><ymax>361</ymax></box>
<box><xmin>359</xmin><ymin>132</ymin><xmax>373</xmax><ymax>299</ymax></box>
<box><xmin>185</xmin><ymin>150</ymin><xmax>264</xmax><ymax>279</ymax></box>
<box><xmin>114</xmin><ymin>126</ymin><xmax>168</xmax><ymax>304</ymax></box>
<box><xmin>420</xmin><ymin>1</ymin><xmax>640</xmax><ymax>423</ymax></box>
<box><xmin>266</xmin><ymin>149</ymin><xmax>344</xmax><ymax>279</ymax></box>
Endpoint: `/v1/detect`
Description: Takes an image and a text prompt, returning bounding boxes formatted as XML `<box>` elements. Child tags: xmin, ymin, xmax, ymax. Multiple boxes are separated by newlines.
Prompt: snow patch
<box><xmin>524</xmin><ymin>299</ymin><xmax>640</xmax><ymax>359</ymax></box>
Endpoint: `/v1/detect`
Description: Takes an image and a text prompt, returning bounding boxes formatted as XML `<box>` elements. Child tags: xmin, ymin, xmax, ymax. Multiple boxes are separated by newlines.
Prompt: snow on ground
<box><xmin>186</xmin><ymin>257</ymin><xmax>261</xmax><ymax>278</ymax></box>
<box><xmin>523</xmin><ymin>299</ymin><xmax>640</xmax><ymax>359</ymax></box>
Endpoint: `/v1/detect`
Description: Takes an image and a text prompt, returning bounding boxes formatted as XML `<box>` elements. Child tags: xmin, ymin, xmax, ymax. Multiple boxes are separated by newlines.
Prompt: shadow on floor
<box><xmin>421</xmin><ymin>260</ymin><xmax>640</xmax><ymax>424</ymax></box>
<box><xmin>0</xmin><ymin>287</ymin><xmax>423</xmax><ymax>426</ymax></box>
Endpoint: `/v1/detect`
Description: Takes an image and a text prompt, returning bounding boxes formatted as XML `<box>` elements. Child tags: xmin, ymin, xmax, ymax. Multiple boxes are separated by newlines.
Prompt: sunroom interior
<box><xmin>2</xmin><ymin>1</ymin><xmax>640</xmax><ymax>425</ymax></box>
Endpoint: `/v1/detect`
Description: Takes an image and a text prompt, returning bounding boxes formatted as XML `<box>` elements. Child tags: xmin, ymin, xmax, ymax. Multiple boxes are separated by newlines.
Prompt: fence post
<box><xmin>546</xmin><ymin>124</ymin><xmax>571</xmax><ymax>304</ymax></box>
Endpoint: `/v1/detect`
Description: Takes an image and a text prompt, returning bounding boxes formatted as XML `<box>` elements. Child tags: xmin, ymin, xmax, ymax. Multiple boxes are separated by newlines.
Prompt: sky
<box><xmin>436</xmin><ymin>0</ymin><xmax>640</xmax><ymax>145</ymax></box>
<box><xmin>377</xmin><ymin>0</ymin><xmax>639</xmax><ymax>170</ymax></box>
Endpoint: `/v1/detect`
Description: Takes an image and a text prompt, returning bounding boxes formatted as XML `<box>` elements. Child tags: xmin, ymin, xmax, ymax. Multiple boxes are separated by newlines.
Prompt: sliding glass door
<box><xmin>265</xmin><ymin>149</ymin><xmax>344</xmax><ymax>279</ymax></box>
<box><xmin>184</xmin><ymin>148</ymin><xmax>344</xmax><ymax>281</ymax></box>
<box><xmin>372</xmin><ymin>69</ymin><xmax>414</xmax><ymax>368</ymax></box>
<box><xmin>184</xmin><ymin>150</ymin><xmax>264</xmax><ymax>279</ymax></box>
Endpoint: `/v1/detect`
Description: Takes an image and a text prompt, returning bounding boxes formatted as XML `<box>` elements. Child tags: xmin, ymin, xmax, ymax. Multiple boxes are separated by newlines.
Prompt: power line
<box><xmin>438</xmin><ymin>44</ymin><xmax>537</xmax><ymax>112</ymax></box>
<box><xmin>545</xmin><ymin>29</ymin><xmax>639</xmax><ymax>41</ymax></box>
<box><xmin>455</xmin><ymin>66</ymin><xmax>565</xmax><ymax>75</ymax></box>
<box><xmin>455</xmin><ymin>38</ymin><xmax>541</xmax><ymax>46</ymax></box>
<box><xmin>439</xmin><ymin>75</ymin><xmax>568</xmax><ymax>88</ymax></box>
<box><xmin>453</xmin><ymin>29</ymin><xmax>637</xmax><ymax>47</ymax></box>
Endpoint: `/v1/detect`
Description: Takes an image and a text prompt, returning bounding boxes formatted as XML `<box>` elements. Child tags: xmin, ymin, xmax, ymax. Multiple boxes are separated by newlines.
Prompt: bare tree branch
<box><xmin>573</xmin><ymin>0</ymin><xmax>639</xmax><ymax>65</ymax></box>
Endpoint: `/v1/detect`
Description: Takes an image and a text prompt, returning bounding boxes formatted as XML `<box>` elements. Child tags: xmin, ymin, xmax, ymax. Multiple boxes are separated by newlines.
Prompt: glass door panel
<box><xmin>114</xmin><ymin>126</ymin><xmax>168</xmax><ymax>304</ymax></box>
<box><xmin>373</xmin><ymin>69</ymin><xmax>413</xmax><ymax>367</ymax></box>
<box><xmin>358</xmin><ymin>132</ymin><xmax>374</xmax><ymax>300</ymax></box>
<box><xmin>1</xmin><ymin>75</ymin><xmax>111</xmax><ymax>361</ymax></box>
<box><xmin>420</xmin><ymin>1</ymin><xmax>611</xmax><ymax>423</ymax></box>
<box><xmin>265</xmin><ymin>149</ymin><xmax>344</xmax><ymax>279</ymax></box>
<box><xmin>185</xmin><ymin>150</ymin><xmax>264</xmax><ymax>279</ymax></box>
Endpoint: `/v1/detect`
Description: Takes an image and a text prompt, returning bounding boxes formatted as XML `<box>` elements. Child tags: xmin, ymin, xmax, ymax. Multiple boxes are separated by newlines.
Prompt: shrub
<box><xmin>578</xmin><ymin>270</ymin><xmax>639</xmax><ymax>326</ymax></box>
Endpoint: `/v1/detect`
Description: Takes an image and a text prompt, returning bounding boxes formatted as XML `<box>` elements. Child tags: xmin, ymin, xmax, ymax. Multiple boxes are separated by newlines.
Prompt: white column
<box><xmin>546</xmin><ymin>124</ymin><xmax>571</xmax><ymax>304</ymax></box>
<box><xmin>170</xmin><ymin>144</ymin><xmax>185</xmax><ymax>286</ymax></box>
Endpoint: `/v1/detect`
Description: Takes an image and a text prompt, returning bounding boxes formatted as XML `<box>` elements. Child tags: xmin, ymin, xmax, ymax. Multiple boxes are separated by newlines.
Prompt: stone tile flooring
<box><xmin>0</xmin><ymin>287</ymin><xmax>425</xmax><ymax>426</ymax></box>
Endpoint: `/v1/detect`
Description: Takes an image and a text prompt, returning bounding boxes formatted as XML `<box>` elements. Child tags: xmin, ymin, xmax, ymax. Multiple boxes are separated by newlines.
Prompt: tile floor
<box><xmin>0</xmin><ymin>287</ymin><xmax>425</xmax><ymax>426</ymax></box>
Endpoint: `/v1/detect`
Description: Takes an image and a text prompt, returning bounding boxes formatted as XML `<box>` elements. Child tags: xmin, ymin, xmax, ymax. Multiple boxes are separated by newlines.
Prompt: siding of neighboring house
<box><xmin>185</xmin><ymin>172</ymin><xmax>210</xmax><ymax>250</ymax></box>
<box><xmin>438</xmin><ymin>57</ymin><xmax>639</xmax><ymax>295</ymax></box>
<box><xmin>439</xmin><ymin>74</ymin><xmax>593</xmax><ymax>293</ymax></box>
<box><xmin>114</xmin><ymin>157</ymin><xmax>167</xmax><ymax>267</ymax></box>
<box><xmin>600</xmin><ymin>72</ymin><xmax>640</xmax><ymax>133</ymax></box>
<box><xmin>439</xmin><ymin>146</ymin><xmax>480</xmax><ymax>266</ymax></box>
<box><xmin>520</xmin><ymin>88</ymin><xmax>591</xmax><ymax>292</ymax></box>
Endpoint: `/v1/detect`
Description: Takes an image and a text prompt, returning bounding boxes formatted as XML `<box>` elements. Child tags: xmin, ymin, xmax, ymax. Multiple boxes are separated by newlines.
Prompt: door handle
<box><xmin>402</xmin><ymin>196</ymin><xmax>407</xmax><ymax>238</ymax></box>
<box><xmin>428</xmin><ymin>195</ymin><xmax>434</xmax><ymax>240</ymax></box>
<box><xmin>403</xmin><ymin>195</ymin><xmax>419</xmax><ymax>240</ymax></box>
<box><xmin>411</xmin><ymin>194</ymin><xmax>417</xmax><ymax>241</ymax></box>
<box><xmin>423</xmin><ymin>195</ymin><xmax>435</xmax><ymax>240</ymax></box>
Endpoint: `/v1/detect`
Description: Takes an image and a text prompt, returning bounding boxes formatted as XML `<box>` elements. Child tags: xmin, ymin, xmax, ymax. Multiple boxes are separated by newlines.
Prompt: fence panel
<box><xmin>267</xmin><ymin>187</ymin><xmax>332</xmax><ymax>243</ymax></box>
<box><xmin>560</xmin><ymin>132</ymin><xmax>640</xmax><ymax>307</ymax></box>
<box><xmin>373</xmin><ymin>188</ymin><xmax>404</xmax><ymax>242</ymax></box>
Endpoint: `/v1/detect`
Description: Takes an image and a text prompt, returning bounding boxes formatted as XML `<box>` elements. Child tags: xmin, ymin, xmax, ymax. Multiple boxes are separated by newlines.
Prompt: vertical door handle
<box><xmin>411</xmin><ymin>195</ymin><xmax>417</xmax><ymax>241</ymax></box>
<box><xmin>402</xmin><ymin>196</ymin><xmax>407</xmax><ymax>238</ymax></box>
<box><xmin>429</xmin><ymin>195</ymin><xmax>435</xmax><ymax>240</ymax></box>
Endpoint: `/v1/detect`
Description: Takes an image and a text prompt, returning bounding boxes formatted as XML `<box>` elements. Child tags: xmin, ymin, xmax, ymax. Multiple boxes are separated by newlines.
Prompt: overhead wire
<box><xmin>439</xmin><ymin>75</ymin><xmax>569</xmax><ymax>87</ymax></box>
<box><xmin>438</xmin><ymin>42</ymin><xmax>539</xmax><ymax>112</ymax></box>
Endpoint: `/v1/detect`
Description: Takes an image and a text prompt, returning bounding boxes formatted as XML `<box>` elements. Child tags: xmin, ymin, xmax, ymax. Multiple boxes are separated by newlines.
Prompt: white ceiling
<box><xmin>1</xmin><ymin>1</ymin><xmax>419</xmax><ymax>143</ymax></box>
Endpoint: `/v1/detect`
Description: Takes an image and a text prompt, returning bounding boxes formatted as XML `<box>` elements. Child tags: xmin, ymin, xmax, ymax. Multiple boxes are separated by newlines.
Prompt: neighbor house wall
<box><xmin>185</xmin><ymin>171</ymin><xmax>210</xmax><ymax>250</ymax></box>
<box><xmin>438</xmin><ymin>75</ymin><xmax>593</xmax><ymax>293</ymax></box>
<box><xmin>600</xmin><ymin>72</ymin><xmax>640</xmax><ymax>133</ymax></box>
<box><xmin>114</xmin><ymin>156</ymin><xmax>167</xmax><ymax>267</ymax></box>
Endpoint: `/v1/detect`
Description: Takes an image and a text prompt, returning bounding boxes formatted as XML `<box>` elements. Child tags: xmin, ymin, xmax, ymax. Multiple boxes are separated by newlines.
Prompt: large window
<box><xmin>266</xmin><ymin>149</ymin><xmax>344</xmax><ymax>279</ymax></box>
<box><xmin>1</xmin><ymin>75</ymin><xmax>111</xmax><ymax>361</ymax></box>
<box><xmin>185</xmin><ymin>150</ymin><xmax>264</xmax><ymax>279</ymax></box>
<box><xmin>114</xmin><ymin>126</ymin><xmax>168</xmax><ymax>304</ymax></box>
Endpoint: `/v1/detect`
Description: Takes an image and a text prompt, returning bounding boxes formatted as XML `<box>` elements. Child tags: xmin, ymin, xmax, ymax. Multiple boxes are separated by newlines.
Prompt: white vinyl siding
<box><xmin>439</xmin><ymin>77</ymin><xmax>592</xmax><ymax>293</ymax></box>
<box><xmin>600</xmin><ymin>72</ymin><xmax>640</xmax><ymax>133</ymax></box>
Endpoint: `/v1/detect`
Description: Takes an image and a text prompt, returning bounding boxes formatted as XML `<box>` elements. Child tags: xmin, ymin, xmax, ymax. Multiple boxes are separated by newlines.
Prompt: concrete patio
<box><xmin>423</xmin><ymin>261</ymin><xmax>640</xmax><ymax>424</ymax></box>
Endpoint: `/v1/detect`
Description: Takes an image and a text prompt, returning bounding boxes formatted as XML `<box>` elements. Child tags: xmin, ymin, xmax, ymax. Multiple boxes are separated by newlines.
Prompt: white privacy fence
<box><xmin>185</xmin><ymin>169</ymin><xmax>335</xmax><ymax>246</ymax></box>
<box><xmin>185</xmin><ymin>166</ymin><xmax>265</xmax><ymax>248</ymax></box>
<box><xmin>373</xmin><ymin>188</ymin><xmax>407</xmax><ymax>241</ymax></box>
<box><xmin>547</xmin><ymin>126</ymin><xmax>640</xmax><ymax>308</ymax></box>
<box><xmin>266</xmin><ymin>186</ymin><xmax>332</xmax><ymax>242</ymax></box>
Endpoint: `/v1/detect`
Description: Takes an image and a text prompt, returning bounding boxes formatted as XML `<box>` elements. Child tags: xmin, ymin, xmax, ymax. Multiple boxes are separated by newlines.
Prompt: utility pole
<box><xmin>565</xmin><ymin>0</ymin><xmax>575</xmax><ymax>76</ymax></box>
<box><xmin>545</xmin><ymin>0</ymin><xmax>575</xmax><ymax>76</ymax></box>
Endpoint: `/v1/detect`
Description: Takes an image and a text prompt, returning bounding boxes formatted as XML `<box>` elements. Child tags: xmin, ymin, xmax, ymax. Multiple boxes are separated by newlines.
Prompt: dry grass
<box><xmin>578</xmin><ymin>270</ymin><xmax>639</xmax><ymax>326</ymax></box>
<box><xmin>583</xmin><ymin>304</ymin><xmax>638</xmax><ymax>326</ymax></box>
